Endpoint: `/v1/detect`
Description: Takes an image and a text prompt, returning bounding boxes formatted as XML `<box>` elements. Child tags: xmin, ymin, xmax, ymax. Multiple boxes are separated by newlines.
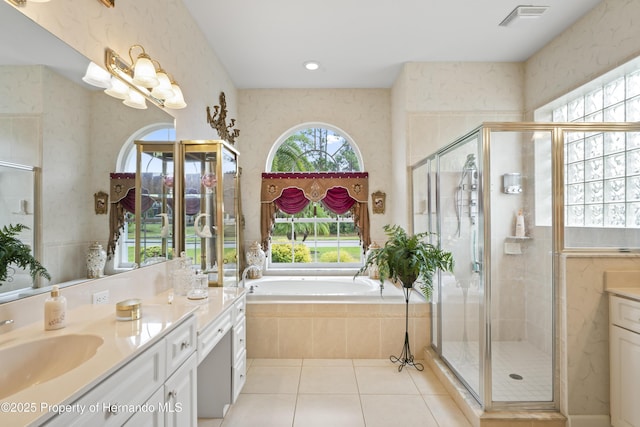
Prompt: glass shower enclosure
<box><xmin>413</xmin><ymin>122</ymin><xmax>640</xmax><ymax>410</ymax></box>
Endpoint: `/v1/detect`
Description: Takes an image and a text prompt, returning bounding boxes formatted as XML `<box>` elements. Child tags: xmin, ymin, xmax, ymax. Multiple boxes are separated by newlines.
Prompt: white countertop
<box><xmin>605</xmin><ymin>287</ymin><xmax>640</xmax><ymax>301</ymax></box>
<box><xmin>0</xmin><ymin>286</ymin><xmax>245</xmax><ymax>426</ymax></box>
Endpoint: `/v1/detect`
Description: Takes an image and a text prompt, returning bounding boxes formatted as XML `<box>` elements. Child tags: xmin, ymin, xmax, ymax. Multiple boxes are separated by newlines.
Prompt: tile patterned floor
<box><xmin>198</xmin><ymin>358</ymin><xmax>472</xmax><ymax>427</ymax></box>
<box><xmin>443</xmin><ymin>341</ymin><xmax>553</xmax><ymax>402</ymax></box>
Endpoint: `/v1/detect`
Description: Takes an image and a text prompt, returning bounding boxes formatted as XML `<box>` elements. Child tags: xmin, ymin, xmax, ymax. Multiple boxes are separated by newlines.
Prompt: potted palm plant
<box><xmin>0</xmin><ymin>224</ymin><xmax>50</xmax><ymax>284</ymax></box>
<box><xmin>357</xmin><ymin>224</ymin><xmax>454</xmax><ymax>371</ymax></box>
<box><xmin>357</xmin><ymin>224</ymin><xmax>453</xmax><ymax>300</ymax></box>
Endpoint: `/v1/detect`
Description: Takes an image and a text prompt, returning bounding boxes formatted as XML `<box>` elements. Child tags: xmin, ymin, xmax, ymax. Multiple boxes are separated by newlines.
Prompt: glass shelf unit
<box><xmin>176</xmin><ymin>140</ymin><xmax>240</xmax><ymax>286</ymax></box>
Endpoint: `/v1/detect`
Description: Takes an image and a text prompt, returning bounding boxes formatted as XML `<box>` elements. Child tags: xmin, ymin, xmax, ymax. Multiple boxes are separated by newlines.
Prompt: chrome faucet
<box><xmin>0</xmin><ymin>319</ymin><xmax>14</xmax><ymax>327</ymax></box>
<box><xmin>240</xmin><ymin>265</ymin><xmax>262</xmax><ymax>289</ymax></box>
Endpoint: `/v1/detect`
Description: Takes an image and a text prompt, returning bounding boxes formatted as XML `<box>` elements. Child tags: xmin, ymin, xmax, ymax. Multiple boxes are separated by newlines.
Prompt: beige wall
<box><xmin>237</xmin><ymin>89</ymin><xmax>392</xmax><ymax>247</ymax></box>
<box><xmin>525</xmin><ymin>0</ymin><xmax>640</xmax><ymax>116</ymax></box>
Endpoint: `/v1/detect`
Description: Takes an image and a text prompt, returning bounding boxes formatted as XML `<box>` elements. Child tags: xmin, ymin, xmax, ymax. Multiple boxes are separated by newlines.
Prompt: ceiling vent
<box><xmin>499</xmin><ymin>5</ymin><xmax>549</xmax><ymax>27</ymax></box>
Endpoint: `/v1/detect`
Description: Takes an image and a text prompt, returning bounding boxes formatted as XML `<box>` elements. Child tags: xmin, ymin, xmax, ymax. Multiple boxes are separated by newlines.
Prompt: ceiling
<box><xmin>182</xmin><ymin>0</ymin><xmax>603</xmax><ymax>89</ymax></box>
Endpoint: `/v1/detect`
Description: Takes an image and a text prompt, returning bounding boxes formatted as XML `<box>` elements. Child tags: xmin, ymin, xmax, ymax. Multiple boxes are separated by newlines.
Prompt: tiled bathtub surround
<box><xmin>246</xmin><ymin>301</ymin><xmax>429</xmax><ymax>359</ymax></box>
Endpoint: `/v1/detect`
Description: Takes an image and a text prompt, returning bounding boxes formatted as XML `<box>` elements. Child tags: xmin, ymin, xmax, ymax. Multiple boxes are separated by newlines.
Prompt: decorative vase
<box><xmin>245</xmin><ymin>241</ymin><xmax>266</xmax><ymax>279</ymax></box>
<box><xmin>201</xmin><ymin>173</ymin><xmax>217</xmax><ymax>192</ymax></box>
<box><xmin>86</xmin><ymin>242</ymin><xmax>107</xmax><ymax>278</ymax></box>
<box><xmin>366</xmin><ymin>242</ymin><xmax>380</xmax><ymax>279</ymax></box>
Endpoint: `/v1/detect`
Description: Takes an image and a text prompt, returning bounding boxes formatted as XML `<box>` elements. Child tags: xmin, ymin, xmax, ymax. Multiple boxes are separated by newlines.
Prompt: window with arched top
<box><xmin>262</xmin><ymin>124</ymin><xmax>369</xmax><ymax>269</ymax></box>
<box><xmin>267</xmin><ymin>124</ymin><xmax>363</xmax><ymax>172</ymax></box>
<box><xmin>109</xmin><ymin>124</ymin><xmax>175</xmax><ymax>270</ymax></box>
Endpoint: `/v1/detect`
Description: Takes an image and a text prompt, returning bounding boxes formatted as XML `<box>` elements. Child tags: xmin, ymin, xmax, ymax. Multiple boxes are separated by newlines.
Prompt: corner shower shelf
<box><xmin>506</xmin><ymin>236</ymin><xmax>532</xmax><ymax>241</ymax></box>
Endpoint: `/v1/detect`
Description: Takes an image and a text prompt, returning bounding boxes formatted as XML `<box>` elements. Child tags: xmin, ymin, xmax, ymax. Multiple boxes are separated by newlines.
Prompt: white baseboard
<box><xmin>567</xmin><ymin>415</ymin><xmax>611</xmax><ymax>427</ymax></box>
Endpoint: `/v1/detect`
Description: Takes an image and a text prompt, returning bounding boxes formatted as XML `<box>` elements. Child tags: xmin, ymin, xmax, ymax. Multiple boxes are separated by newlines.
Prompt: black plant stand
<box><xmin>390</xmin><ymin>285</ymin><xmax>424</xmax><ymax>372</ymax></box>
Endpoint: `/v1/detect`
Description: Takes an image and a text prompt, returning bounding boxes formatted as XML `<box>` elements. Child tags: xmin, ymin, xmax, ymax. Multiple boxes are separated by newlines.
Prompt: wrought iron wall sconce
<box><xmin>206</xmin><ymin>92</ymin><xmax>240</xmax><ymax>144</ymax></box>
<box><xmin>88</xmin><ymin>45</ymin><xmax>187</xmax><ymax>110</ymax></box>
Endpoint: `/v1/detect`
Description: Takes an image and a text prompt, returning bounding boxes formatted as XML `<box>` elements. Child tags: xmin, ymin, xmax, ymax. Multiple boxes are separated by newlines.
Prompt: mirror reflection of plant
<box><xmin>0</xmin><ymin>224</ymin><xmax>51</xmax><ymax>284</ymax></box>
<box><xmin>357</xmin><ymin>224</ymin><xmax>454</xmax><ymax>299</ymax></box>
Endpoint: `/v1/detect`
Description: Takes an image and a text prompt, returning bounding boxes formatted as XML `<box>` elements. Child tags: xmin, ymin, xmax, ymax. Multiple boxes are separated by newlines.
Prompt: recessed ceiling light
<box><xmin>303</xmin><ymin>61</ymin><xmax>320</xmax><ymax>71</ymax></box>
<box><xmin>499</xmin><ymin>5</ymin><xmax>549</xmax><ymax>27</ymax></box>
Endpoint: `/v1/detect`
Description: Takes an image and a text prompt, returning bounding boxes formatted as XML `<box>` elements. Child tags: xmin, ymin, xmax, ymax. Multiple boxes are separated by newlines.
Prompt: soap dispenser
<box><xmin>44</xmin><ymin>285</ymin><xmax>67</xmax><ymax>330</ymax></box>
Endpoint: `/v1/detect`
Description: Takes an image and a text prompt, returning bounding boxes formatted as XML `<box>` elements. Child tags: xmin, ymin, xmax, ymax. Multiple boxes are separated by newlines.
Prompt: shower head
<box><xmin>463</xmin><ymin>154</ymin><xmax>477</xmax><ymax>171</ymax></box>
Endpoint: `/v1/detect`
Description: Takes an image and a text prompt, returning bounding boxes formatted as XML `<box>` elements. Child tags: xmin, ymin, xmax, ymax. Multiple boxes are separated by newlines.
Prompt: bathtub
<box><xmin>244</xmin><ymin>275</ymin><xmax>430</xmax><ymax>359</ymax></box>
<box><xmin>245</xmin><ymin>275</ymin><xmax>422</xmax><ymax>302</ymax></box>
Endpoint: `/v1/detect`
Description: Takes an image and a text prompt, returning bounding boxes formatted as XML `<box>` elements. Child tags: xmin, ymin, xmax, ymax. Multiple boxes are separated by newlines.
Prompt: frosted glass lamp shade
<box><xmin>82</xmin><ymin>62</ymin><xmax>111</xmax><ymax>88</ymax></box>
<box><xmin>164</xmin><ymin>84</ymin><xmax>187</xmax><ymax>109</ymax></box>
<box><xmin>123</xmin><ymin>90</ymin><xmax>147</xmax><ymax>109</ymax></box>
<box><xmin>131</xmin><ymin>55</ymin><xmax>159</xmax><ymax>88</ymax></box>
<box><xmin>104</xmin><ymin>77</ymin><xmax>130</xmax><ymax>100</ymax></box>
<box><xmin>150</xmin><ymin>71</ymin><xmax>175</xmax><ymax>100</ymax></box>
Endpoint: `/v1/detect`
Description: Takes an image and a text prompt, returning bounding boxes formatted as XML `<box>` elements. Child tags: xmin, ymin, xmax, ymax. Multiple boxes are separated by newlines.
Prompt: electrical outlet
<box><xmin>92</xmin><ymin>290</ymin><xmax>109</xmax><ymax>304</ymax></box>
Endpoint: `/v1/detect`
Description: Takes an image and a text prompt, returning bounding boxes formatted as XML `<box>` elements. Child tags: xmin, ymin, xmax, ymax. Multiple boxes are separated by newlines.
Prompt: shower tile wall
<box><xmin>490</xmin><ymin>132</ymin><xmax>553</xmax><ymax>357</ymax></box>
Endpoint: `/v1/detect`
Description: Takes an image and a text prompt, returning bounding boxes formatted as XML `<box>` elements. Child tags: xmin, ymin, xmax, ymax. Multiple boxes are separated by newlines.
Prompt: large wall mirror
<box><xmin>0</xmin><ymin>2</ymin><xmax>175</xmax><ymax>302</ymax></box>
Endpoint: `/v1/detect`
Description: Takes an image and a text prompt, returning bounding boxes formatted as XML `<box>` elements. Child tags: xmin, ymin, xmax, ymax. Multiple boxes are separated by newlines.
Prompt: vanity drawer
<box><xmin>198</xmin><ymin>308</ymin><xmax>233</xmax><ymax>363</ymax></box>
<box><xmin>47</xmin><ymin>338</ymin><xmax>166</xmax><ymax>427</ymax></box>
<box><xmin>232</xmin><ymin>349</ymin><xmax>247</xmax><ymax>403</ymax></box>
<box><xmin>165</xmin><ymin>315</ymin><xmax>197</xmax><ymax>376</ymax></box>
<box><xmin>233</xmin><ymin>296</ymin><xmax>246</xmax><ymax>324</ymax></box>
<box><xmin>233</xmin><ymin>318</ymin><xmax>246</xmax><ymax>362</ymax></box>
<box><xmin>610</xmin><ymin>295</ymin><xmax>640</xmax><ymax>334</ymax></box>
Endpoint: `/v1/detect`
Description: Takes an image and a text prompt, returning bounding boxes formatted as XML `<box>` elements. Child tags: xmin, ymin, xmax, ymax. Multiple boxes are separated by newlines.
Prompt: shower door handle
<box><xmin>472</xmin><ymin>261</ymin><xmax>482</xmax><ymax>273</ymax></box>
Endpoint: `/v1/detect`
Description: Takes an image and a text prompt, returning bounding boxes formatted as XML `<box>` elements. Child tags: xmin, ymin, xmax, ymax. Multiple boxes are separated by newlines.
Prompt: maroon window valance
<box><xmin>261</xmin><ymin>172</ymin><xmax>370</xmax><ymax>253</ymax></box>
<box><xmin>261</xmin><ymin>172</ymin><xmax>368</xmax><ymax>203</ymax></box>
<box><xmin>107</xmin><ymin>173</ymin><xmax>155</xmax><ymax>257</ymax></box>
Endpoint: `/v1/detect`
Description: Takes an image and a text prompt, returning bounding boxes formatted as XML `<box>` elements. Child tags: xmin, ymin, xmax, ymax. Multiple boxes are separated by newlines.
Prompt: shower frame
<box><xmin>413</xmin><ymin>121</ymin><xmax>640</xmax><ymax>412</ymax></box>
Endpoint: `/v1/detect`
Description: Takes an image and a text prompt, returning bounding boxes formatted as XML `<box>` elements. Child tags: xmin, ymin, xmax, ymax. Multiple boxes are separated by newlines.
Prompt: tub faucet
<box><xmin>0</xmin><ymin>319</ymin><xmax>14</xmax><ymax>328</ymax></box>
<box><xmin>240</xmin><ymin>265</ymin><xmax>262</xmax><ymax>288</ymax></box>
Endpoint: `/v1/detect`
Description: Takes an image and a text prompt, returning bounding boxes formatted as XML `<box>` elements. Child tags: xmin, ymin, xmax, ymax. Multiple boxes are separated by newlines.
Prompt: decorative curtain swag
<box><xmin>260</xmin><ymin>172</ymin><xmax>370</xmax><ymax>253</ymax></box>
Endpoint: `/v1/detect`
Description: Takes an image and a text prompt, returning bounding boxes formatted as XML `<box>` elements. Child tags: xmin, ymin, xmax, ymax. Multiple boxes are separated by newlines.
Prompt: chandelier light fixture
<box><xmin>81</xmin><ymin>45</ymin><xmax>187</xmax><ymax>110</ymax></box>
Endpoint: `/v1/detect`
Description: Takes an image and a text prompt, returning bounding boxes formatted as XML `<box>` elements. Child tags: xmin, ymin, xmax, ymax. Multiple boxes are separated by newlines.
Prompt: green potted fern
<box><xmin>0</xmin><ymin>224</ymin><xmax>50</xmax><ymax>284</ymax></box>
<box><xmin>357</xmin><ymin>224</ymin><xmax>454</xmax><ymax>300</ymax></box>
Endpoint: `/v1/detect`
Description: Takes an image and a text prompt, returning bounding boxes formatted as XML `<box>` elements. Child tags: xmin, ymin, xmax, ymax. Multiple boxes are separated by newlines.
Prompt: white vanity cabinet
<box><xmin>232</xmin><ymin>294</ymin><xmax>247</xmax><ymax>402</ymax></box>
<box><xmin>609</xmin><ymin>295</ymin><xmax>640</xmax><ymax>427</ymax></box>
<box><xmin>45</xmin><ymin>315</ymin><xmax>197</xmax><ymax>427</ymax></box>
<box><xmin>164</xmin><ymin>352</ymin><xmax>198</xmax><ymax>427</ymax></box>
<box><xmin>196</xmin><ymin>292</ymin><xmax>247</xmax><ymax>418</ymax></box>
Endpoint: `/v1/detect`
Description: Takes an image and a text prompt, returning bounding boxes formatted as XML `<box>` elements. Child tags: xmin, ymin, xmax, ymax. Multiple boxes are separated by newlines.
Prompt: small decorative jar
<box><xmin>172</xmin><ymin>252</ymin><xmax>194</xmax><ymax>296</ymax></box>
<box><xmin>86</xmin><ymin>242</ymin><xmax>107</xmax><ymax>278</ymax></box>
<box><xmin>245</xmin><ymin>241</ymin><xmax>266</xmax><ymax>279</ymax></box>
<box><xmin>366</xmin><ymin>242</ymin><xmax>381</xmax><ymax>280</ymax></box>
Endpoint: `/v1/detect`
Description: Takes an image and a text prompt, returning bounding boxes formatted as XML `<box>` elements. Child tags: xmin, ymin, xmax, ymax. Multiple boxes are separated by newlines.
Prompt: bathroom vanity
<box><xmin>606</xmin><ymin>272</ymin><xmax>640</xmax><ymax>427</ymax></box>
<box><xmin>0</xmin><ymin>282</ymin><xmax>246</xmax><ymax>427</ymax></box>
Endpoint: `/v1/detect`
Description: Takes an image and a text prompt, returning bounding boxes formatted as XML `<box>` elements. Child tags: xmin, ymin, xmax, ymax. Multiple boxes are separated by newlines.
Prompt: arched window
<box><xmin>267</xmin><ymin>124</ymin><xmax>363</xmax><ymax>172</ymax></box>
<box><xmin>263</xmin><ymin>124</ymin><xmax>369</xmax><ymax>269</ymax></box>
<box><xmin>110</xmin><ymin>124</ymin><xmax>174</xmax><ymax>270</ymax></box>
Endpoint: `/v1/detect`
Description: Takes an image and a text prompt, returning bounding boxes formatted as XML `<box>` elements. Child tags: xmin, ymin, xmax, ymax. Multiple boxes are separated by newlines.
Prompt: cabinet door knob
<box><xmin>218</xmin><ymin>328</ymin><xmax>224</xmax><ymax>334</ymax></box>
<box><xmin>181</xmin><ymin>340</ymin><xmax>190</xmax><ymax>349</ymax></box>
<box><xmin>168</xmin><ymin>390</ymin><xmax>178</xmax><ymax>400</ymax></box>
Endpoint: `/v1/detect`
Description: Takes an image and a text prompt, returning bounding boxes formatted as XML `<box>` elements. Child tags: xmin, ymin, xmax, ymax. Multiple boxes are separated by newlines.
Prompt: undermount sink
<box><xmin>0</xmin><ymin>334</ymin><xmax>104</xmax><ymax>399</ymax></box>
